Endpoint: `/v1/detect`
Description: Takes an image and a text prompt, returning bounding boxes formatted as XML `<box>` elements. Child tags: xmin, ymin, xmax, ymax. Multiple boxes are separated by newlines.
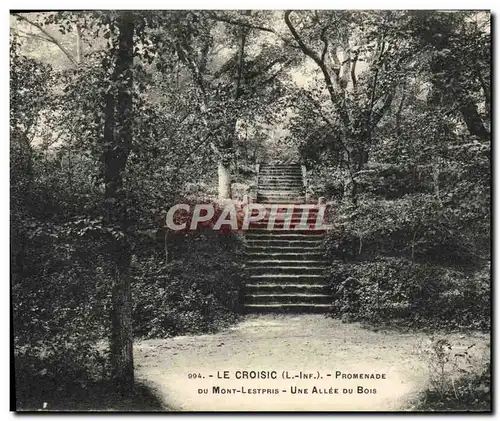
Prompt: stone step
<box><xmin>246</xmin><ymin>246</ymin><xmax>323</xmax><ymax>253</ymax></box>
<box><xmin>247</xmin><ymin>224</ymin><xmax>323</xmax><ymax>231</ymax></box>
<box><xmin>258</xmin><ymin>181</ymin><xmax>302</xmax><ymax>184</ymax></box>
<box><xmin>245</xmin><ymin>163</ymin><xmax>331</xmax><ymax>313</ymax></box>
<box><xmin>257</xmin><ymin>197</ymin><xmax>305</xmax><ymax>203</ymax></box>
<box><xmin>259</xmin><ymin>174</ymin><xmax>302</xmax><ymax>177</ymax></box>
<box><xmin>258</xmin><ymin>187</ymin><xmax>303</xmax><ymax>192</ymax></box>
<box><xmin>260</xmin><ymin>166</ymin><xmax>301</xmax><ymax>170</ymax></box>
<box><xmin>246</xmin><ymin>252</ymin><xmax>325</xmax><ymax>259</ymax></box>
<box><xmin>247</xmin><ymin>232</ymin><xmax>325</xmax><ymax>238</ymax></box>
<box><xmin>259</xmin><ymin>199</ymin><xmax>307</xmax><ymax>204</ymax></box>
<box><xmin>247</xmin><ymin>259</ymin><xmax>327</xmax><ymax>265</ymax></box>
<box><xmin>246</xmin><ymin>228</ymin><xmax>325</xmax><ymax>235</ymax></box>
<box><xmin>257</xmin><ymin>191</ymin><xmax>304</xmax><ymax>196</ymax></box>
<box><xmin>245</xmin><ymin>284</ymin><xmax>329</xmax><ymax>294</ymax></box>
<box><xmin>249</xmin><ymin>213</ymin><xmax>322</xmax><ymax>221</ymax></box>
<box><xmin>246</xmin><ymin>232</ymin><xmax>324</xmax><ymax>239</ymax></box>
<box><xmin>255</xmin><ymin>215</ymin><xmax>322</xmax><ymax>221</ymax></box>
<box><xmin>245</xmin><ymin>294</ymin><xmax>331</xmax><ymax>305</ymax></box>
<box><xmin>256</xmin><ymin>204</ymin><xmax>321</xmax><ymax>209</ymax></box>
<box><xmin>244</xmin><ymin>303</ymin><xmax>333</xmax><ymax>313</ymax></box>
<box><xmin>247</xmin><ymin>227</ymin><xmax>324</xmax><ymax>233</ymax></box>
<box><xmin>257</xmin><ymin>198</ymin><xmax>307</xmax><ymax>203</ymax></box>
<box><xmin>251</xmin><ymin>214</ymin><xmax>319</xmax><ymax>221</ymax></box>
<box><xmin>258</xmin><ymin>183</ymin><xmax>303</xmax><ymax>187</ymax></box>
<box><xmin>259</xmin><ymin>175</ymin><xmax>302</xmax><ymax>178</ymax></box>
<box><xmin>259</xmin><ymin>181</ymin><xmax>303</xmax><ymax>185</ymax></box>
<box><xmin>246</xmin><ymin>240</ymin><xmax>324</xmax><ymax>248</ymax></box>
<box><xmin>259</xmin><ymin>164</ymin><xmax>302</xmax><ymax>169</ymax></box>
<box><xmin>259</xmin><ymin>168</ymin><xmax>302</xmax><ymax>172</ymax></box>
<box><xmin>258</xmin><ymin>193</ymin><xmax>305</xmax><ymax>199</ymax></box>
<box><xmin>259</xmin><ymin>173</ymin><xmax>302</xmax><ymax>176</ymax></box>
<box><xmin>251</xmin><ymin>219</ymin><xmax>322</xmax><ymax>225</ymax></box>
<box><xmin>259</xmin><ymin>175</ymin><xmax>302</xmax><ymax>179</ymax></box>
<box><xmin>258</xmin><ymin>175</ymin><xmax>302</xmax><ymax>179</ymax></box>
<box><xmin>245</xmin><ymin>230</ymin><xmax>324</xmax><ymax>240</ymax></box>
<box><xmin>258</xmin><ymin>171</ymin><xmax>302</xmax><ymax>175</ymax></box>
<box><xmin>257</xmin><ymin>189</ymin><xmax>304</xmax><ymax>195</ymax></box>
<box><xmin>259</xmin><ymin>178</ymin><xmax>302</xmax><ymax>182</ymax></box>
<box><xmin>249</xmin><ymin>274</ymin><xmax>325</xmax><ymax>284</ymax></box>
<box><xmin>257</xmin><ymin>190</ymin><xmax>304</xmax><ymax>194</ymax></box>
<box><xmin>247</xmin><ymin>258</ymin><xmax>327</xmax><ymax>264</ymax></box>
<box><xmin>260</xmin><ymin>164</ymin><xmax>302</xmax><ymax>167</ymax></box>
<box><xmin>248</xmin><ymin>266</ymin><xmax>325</xmax><ymax>275</ymax></box>
<box><xmin>246</xmin><ymin>208</ymin><xmax>319</xmax><ymax>215</ymax></box>
<box><xmin>245</xmin><ymin>240</ymin><xmax>324</xmax><ymax>247</ymax></box>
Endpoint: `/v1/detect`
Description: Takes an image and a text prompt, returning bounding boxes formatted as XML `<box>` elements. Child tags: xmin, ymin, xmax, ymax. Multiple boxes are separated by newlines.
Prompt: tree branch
<box><xmin>350</xmin><ymin>49</ymin><xmax>359</xmax><ymax>89</ymax></box>
<box><xmin>284</xmin><ymin>10</ymin><xmax>349</xmax><ymax>128</ymax></box>
<box><xmin>320</xmin><ymin>26</ymin><xmax>329</xmax><ymax>63</ymax></box>
<box><xmin>284</xmin><ymin>11</ymin><xmax>322</xmax><ymax>65</ymax></box>
<box><xmin>206</xmin><ymin>11</ymin><xmax>300</xmax><ymax>49</ymax></box>
<box><xmin>13</xmin><ymin>13</ymin><xmax>78</xmax><ymax>66</ymax></box>
<box><xmin>371</xmin><ymin>92</ymin><xmax>394</xmax><ymax>129</ymax></box>
<box><xmin>17</xmin><ymin>30</ymin><xmax>52</xmax><ymax>43</ymax></box>
<box><xmin>395</xmin><ymin>89</ymin><xmax>406</xmax><ymax>136</ymax></box>
<box><xmin>208</xmin><ymin>12</ymin><xmax>275</xmax><ymax>34</ymax></box>
<box><xmin>366</xmin><ymin>35</ymin><xmax>386</xmax><ymax>132</ymax></box>
<box><xmin>175</xmin><ymin>42</ymin><xmax>206</xmax><ymax>97</ymax></box>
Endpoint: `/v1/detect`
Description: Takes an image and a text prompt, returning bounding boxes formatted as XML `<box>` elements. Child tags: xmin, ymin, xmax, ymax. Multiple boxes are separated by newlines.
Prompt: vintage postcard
<box><xmin>10</xmin><ymin>9</ymin><xmax>491</xmax><ymax>412</ymax></box>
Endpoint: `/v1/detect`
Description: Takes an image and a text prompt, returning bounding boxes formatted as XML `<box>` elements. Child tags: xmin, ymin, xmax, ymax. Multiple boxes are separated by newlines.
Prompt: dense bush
<box><xmin>132</xmin><ymin>230</ymin><xmax>245</xmax><ymax>338</ymax></box>
<box><xmin>324</xmin><ymin>194</ymin><xmax>487</xmax><ymax>267</ymax></box>
<box><xmin>327</xmin><ymin>258</ymin><xmax>490</xmax><ymax>330</ymax></box>
<box><xmin>13</xmin><ymin>226</ymin><xmax>245</xmax><ymax>407</ymax></box>
<box><xmin>355</xmin><ymin>164</ymin><xmax>435</xmax><ymax>198</ymax></box>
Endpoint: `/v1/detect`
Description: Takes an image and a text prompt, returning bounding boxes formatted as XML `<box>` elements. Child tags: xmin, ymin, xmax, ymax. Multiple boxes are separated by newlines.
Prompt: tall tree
<box><xmin>161</xmin><ymin>10</ymin><xmax>289</xmax><ymax>200</ymax></box>
<box><xmin>409</xmin><ymin>11</ymin><xmax>490</xmax><ymax>141</ymax></box>
<box><xmin>103</xmin><ymin>11</ymin><xmax>135</xmax><ymax>395</ymax></box>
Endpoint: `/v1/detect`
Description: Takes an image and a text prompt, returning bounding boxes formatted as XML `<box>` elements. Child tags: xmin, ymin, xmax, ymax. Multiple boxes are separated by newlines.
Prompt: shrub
<box><xmin>415</xmin><ymin>337</ymin><xmax>491</xmax><ymax>411</ymax></box>
<box><xmin>323</xmin><ymin>195</ymin><xmax>488</xmax><ymax>268</ymax></box>
<box><xmin>15</xmin><ymin>340</ymin><xmax>108</xmax><ymax>410</ymax></box>
<box><xmin>132</xmin><ymin>230</ymin><xmax>245</xmax><ymax>338</ymax></box>
<box><xmin>356</xmin><ymin>164</ymin><xmax>434</xmax><ymax>199</ymax></box>
<box><xmin>327</xmin><ymin>258</ymin><xmax>490</xmax><ymax>330</ymax></box>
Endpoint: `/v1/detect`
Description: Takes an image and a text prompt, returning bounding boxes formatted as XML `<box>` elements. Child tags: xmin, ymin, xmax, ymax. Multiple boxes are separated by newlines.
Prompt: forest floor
<box><xmin>134</xmin><ymin>314</ymin><xmax>490</xmax><ymax>411</ymax></box>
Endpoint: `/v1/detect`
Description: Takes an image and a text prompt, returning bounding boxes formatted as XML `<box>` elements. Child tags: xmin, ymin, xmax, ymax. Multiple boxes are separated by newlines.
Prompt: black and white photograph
<box><xmin>9</xmin><ymin>8</ymin><xmax>491</xmax><ymax>412</ymax></box>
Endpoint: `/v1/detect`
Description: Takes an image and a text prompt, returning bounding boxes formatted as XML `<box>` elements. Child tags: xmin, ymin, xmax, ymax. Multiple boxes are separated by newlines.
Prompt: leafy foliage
<box><xmin>327</xmin><ymin>259</ymin><xmax>490</xmax><ymax>330</ymax></box>
<box><xmin>132</xmin><ymin>231</ymin><xmax>245</xmax><ymax>338</ymax></box>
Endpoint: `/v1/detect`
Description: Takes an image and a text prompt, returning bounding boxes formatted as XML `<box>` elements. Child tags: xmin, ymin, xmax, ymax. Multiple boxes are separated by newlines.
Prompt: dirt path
<box><xmin>134</xmin><ymin>315</ymin><xmax>489</xmax><ymax>412</ymax></box>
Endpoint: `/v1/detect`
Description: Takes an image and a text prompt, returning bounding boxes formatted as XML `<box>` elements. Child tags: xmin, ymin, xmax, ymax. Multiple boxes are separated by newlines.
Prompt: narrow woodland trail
<box><xmin>134</xmin><ymin>315</ymin><xmax>489</xmax><ymax>411</ymax></box>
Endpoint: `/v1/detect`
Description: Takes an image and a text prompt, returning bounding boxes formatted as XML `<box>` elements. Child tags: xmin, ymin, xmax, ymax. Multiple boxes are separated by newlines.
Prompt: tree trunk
<box><xmin>459</xmin><ymin>98</ymin><xmax>490</xmax><ymax>141</ymax></box>
<box><xmin>110</xmin><ymin>247</ymin><xmax>134</xmax><ymax>394</ymax></box>
<box><xmin>234</xmin><ymin>16</ymin><xmax>248</xmax><ymax>99</ymax></box>
<box><xmin>218</xmin><ymin>160</ymin><xmax>231</xmax><ymax>200</ymax></box>
<box><xmin>216</xmin><ymin>16</ymin><xmax>248</xmax><ymax>201</ymax></box>
<box><xmin>103</xmin><ymin>12</ymin><xmax>135</xmax><ymax>395</ymax></box>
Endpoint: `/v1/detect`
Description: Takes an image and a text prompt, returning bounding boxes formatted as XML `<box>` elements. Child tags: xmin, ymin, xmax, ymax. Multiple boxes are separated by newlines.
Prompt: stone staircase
<box><xmin>244</xmin><ymin>164</ymin><xmax>332</xmax><ymax>313</ymax></box>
